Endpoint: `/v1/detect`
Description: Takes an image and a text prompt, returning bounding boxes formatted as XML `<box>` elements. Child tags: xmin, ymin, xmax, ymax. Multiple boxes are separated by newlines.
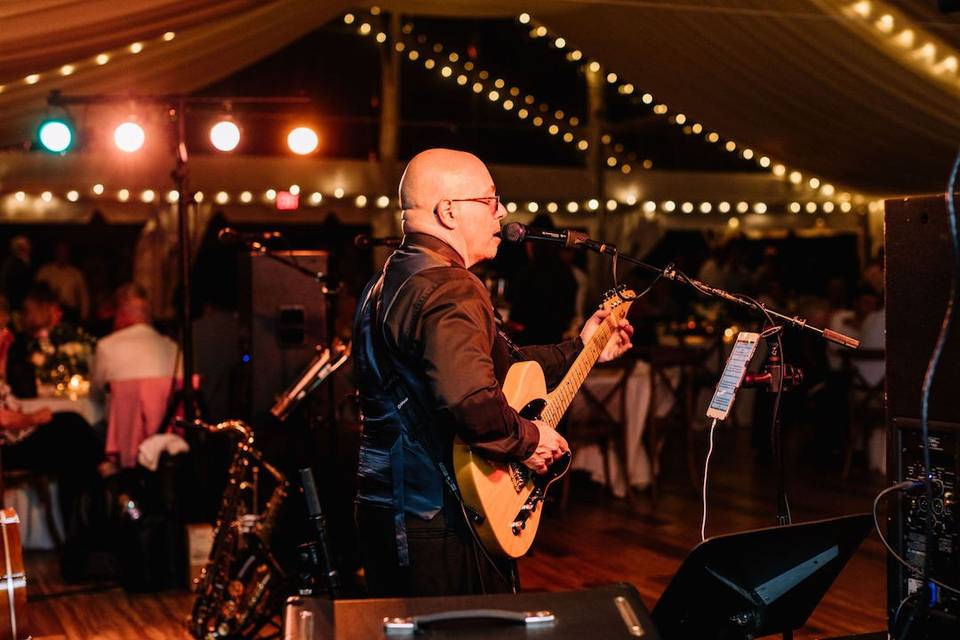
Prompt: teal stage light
<box><xmin>37</xmin><ymin>120</ymin><xmax>73</xmax><ymax>153</ymax></box>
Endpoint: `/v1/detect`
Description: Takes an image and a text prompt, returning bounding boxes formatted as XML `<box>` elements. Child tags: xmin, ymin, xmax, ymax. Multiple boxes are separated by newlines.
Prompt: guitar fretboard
<box><xmin>540</xmin><ymin>302</ymin><xmax>632</xmax><ymax>427</ymax></box>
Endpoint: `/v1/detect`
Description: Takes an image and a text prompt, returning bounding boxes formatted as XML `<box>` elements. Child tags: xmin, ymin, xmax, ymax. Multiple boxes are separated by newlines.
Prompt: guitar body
<box><xmin>453</xmin><ymin>361</ymin><xmax>570</xmax><ymax>559</ymax></box>
<box><xmin>453</xmin><ymin>287</ymin><xmax>635</xmax><ymax>559</ymax></box>
<box><xmin>0</xmin><ymin>508</ymin><xmax>27</xmax><ymax>640</ymax></box>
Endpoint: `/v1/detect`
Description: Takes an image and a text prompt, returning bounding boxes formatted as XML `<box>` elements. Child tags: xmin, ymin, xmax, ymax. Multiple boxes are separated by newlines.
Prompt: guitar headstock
<box><xmin>599</xmin><ymin>286</ymin><xmax>637</xmax><ymax>312</ymax></box>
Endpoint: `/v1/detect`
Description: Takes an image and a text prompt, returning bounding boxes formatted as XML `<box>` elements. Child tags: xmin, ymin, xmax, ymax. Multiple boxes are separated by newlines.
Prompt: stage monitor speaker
<box><xmin>239</xmin><ymin>250</ymin><xmax>328</xmax><ymax>421</ymax></box>
<box><xmin>284</xmin><ymin>583</ymin><xmax>660</xmax><ymax>639</ymax></box>
<box><xmin>884</xmin><ymin>195</ymin><xmax>960</xmax><ymax>637</ymax></box>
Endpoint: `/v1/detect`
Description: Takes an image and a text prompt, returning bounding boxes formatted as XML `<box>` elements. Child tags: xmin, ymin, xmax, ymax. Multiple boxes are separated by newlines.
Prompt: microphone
<box><xmin>499</xmin><ymin>222</ymin><xmax>590</xmax><ymax>249</ymax></box>
<box><xmin>353</xmin><ymin>234</ymin><xmax>401</xmax><ymax>249</ymax></box>
<box><xmin>218</xmin><ymin>227</ymin><xmax>283</xmax><ymax>244</ymax></box>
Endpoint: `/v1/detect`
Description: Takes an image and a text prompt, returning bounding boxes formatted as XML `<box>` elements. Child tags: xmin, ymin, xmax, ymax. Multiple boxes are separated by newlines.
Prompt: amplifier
<box><xmin>887</xmin><ymin>418</ymin><xmax>960</xmax><ymax>635</ymax></box>
<box><xmin>284</xmin><ymin>583</ymin><xmax>660</xmax><ymax>639</ymax></box>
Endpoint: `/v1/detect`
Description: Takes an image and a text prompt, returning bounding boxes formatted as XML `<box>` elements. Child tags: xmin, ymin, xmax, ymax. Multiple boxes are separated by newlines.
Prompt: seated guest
<box><xmin>0</xmin><ymin>294</ymin><xmax>106</xmax><ymax>580</ymax></box>
<box><xmin>92</xmin><ymin>284</ymin><xmax>181</xmax><ymax>467</ymax></box>
<box><xmin>5</xmin><ymin>283</ymin><xmax>69</xmax><ymax>398</ymax></box>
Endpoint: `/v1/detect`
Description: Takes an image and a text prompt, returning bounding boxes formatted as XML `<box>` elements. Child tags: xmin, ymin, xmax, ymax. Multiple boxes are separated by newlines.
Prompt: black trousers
<box><xmin>356</xmin><ymin>501</ymin><xmax>516</xmax><ymax>597</ymax></box>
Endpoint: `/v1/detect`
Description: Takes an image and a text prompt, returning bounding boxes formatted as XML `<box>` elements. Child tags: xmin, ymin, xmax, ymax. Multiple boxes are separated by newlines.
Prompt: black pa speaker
<box><xmin>884</xmin><ymin>194</ymin><xmax>960</xmax><ymax>423</ymax></box>
<box><xmin>884</xmin><ymin>194</ymin><xmax>960</xmax><ymax>636</ymax></box>
<box><xmin>238</xmin><ymin>250</ymin><xmax>328</xmax><ymax>421</ymax></box>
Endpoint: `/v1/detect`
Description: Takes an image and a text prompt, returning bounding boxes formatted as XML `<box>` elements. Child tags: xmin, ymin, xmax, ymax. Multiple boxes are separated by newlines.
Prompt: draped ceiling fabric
<box><xmin>0</xmin><ymin>0</ymin><xmax>355</xmax><ymax>147</ymax></box>
<box><xmin>1</xmin><ymin>0</ymin><xmax>959</xmax><ymax>196</ymax></box>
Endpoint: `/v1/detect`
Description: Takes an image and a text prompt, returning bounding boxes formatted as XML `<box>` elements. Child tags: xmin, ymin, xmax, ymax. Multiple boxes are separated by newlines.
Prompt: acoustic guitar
<box><xmin>454</xmin><ymin>288</ymin><xmax>635</xmax><ymax>558</ymax></box>
<box><xmin>0</xmin><ymin>508</ymin><xmax>26</xmax><ymax>640</ymax></box>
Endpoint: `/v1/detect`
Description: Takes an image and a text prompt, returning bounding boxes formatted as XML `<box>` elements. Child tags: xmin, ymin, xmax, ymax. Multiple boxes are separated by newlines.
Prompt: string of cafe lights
<box><xmin>0</xmin><ymin>185</ymin><xmax>858</xmax><ymax>225</ymax></box>
<box><xmin>0</xmin><ymin>31</ymin><xmax>178</xmax><ymax>96</ymax></box>
<box><xmin>513</xmin><ymin>12</ymin><xmax>875</xmax><ymax>209</ymax></box>
<box><xmin>344</xmin><ymin>9</ymin><xmax>864</xmax><ymax>217</ymax></box>
<box><xmin>346</xmin><ymin>10</ymin><xmax>651</xmax><ymax>174</ymax></box>
<box><xmin>1</xmin><ymin>10</ymin><xmax>869</xmax><ymax>221</ymax></box>
<box><xmin>844</xmin><ymin>0</ymin><xmax>960</xmax><ymax>89</ymax></box>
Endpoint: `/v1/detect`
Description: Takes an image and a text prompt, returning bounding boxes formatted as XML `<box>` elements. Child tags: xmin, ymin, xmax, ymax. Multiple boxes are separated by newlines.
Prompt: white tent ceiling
<box><xmin>1</xmin><ymin>0</ymin><xmax>958</xmax><ymax>196</ymax></box>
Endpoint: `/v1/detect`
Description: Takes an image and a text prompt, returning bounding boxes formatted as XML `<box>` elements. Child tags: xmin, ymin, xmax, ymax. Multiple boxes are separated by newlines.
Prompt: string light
<box><xmin>501</xmin><ymin>11</ymin><xmax>865</xmax><ymax>197</ymax></box>
<box><xmin>846</xmin><ymin>0</ymin><xmax>960</xmax><ymax>98</ymax></box>
<box><xmin>1</xmin><ymin>186</ymin><xmax>858</xmax><ymax>219</ymax></box>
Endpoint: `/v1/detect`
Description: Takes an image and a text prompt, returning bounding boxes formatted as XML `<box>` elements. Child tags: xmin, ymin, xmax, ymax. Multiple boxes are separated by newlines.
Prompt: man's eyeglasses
<box><xmin>448</xmin><ymin>195</ymin><xmax>501</xmax><ymax>213</ymax></box>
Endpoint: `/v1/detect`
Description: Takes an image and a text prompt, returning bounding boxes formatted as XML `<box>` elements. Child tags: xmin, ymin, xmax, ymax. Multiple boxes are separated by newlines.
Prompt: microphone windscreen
<box><xmin>500</xmin><ymin>222</ymin><xmax>527</xmax><ymax>243</ymax></box>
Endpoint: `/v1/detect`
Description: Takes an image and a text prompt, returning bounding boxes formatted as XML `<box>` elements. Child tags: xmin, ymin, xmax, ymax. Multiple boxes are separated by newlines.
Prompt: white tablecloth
<box><xmin>3</xmin><ymin>482</ymin><xmax>64</xmax><ymax>550</ymax></box>
<box><xmin>569</xmin><ymin>361</ymin><xmax>677</xmax><ymax>497</ymax></box>
<box><xmin>19</xmin><ymin>395</ymin><xmax>103</xmax><ymax>426</ymax></box>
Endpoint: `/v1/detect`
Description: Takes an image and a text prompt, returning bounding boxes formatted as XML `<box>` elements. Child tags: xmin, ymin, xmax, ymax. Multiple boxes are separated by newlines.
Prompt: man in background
<box><xmin>92</xmin><ymin>284</ymin><xmax>180</xmax><ymax>467</ymax></box>
<box><xmin>36</xmin><ymin>241</ymin><xmax>90</xmax><ymax>323</ymax></box>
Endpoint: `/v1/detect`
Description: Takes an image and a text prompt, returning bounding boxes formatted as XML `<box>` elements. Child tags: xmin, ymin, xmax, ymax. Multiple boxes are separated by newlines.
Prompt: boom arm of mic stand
<box><xmin>575</xmin><ymin>239</ymin><xmax>861</xmax><ymax>349</ymax></box>
<box><xmin>243</xmin><ymin>240</ymin><xmax>327</xmax><ymax>282</ymax></box>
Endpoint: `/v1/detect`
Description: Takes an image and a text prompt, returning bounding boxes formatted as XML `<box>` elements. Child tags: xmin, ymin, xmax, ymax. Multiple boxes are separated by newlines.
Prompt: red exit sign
<box><xmin>276</xmin><ymin>191</ymin><xmax>299</xmax><ymax>210</ymax></box>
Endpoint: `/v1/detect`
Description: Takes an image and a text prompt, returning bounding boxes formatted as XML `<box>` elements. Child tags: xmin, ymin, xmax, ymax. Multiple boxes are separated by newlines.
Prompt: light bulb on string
<box><xmin>114</xmin><ymin>120</ymin><xmax>145</xmax><ymax>153</ymax></box>
<box><xmin>287</xmin><ymin>126</ymin><xmax>319</xmax><ymax>155</ymax></box>
<box><xmin>210</xmin><ymin>119</ymin><xmax>241</xmax><ymax>152</ymax></box>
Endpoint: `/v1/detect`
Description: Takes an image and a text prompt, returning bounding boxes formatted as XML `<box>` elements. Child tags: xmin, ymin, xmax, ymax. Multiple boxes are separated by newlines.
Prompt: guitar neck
<box><xmin>540</xmin><ymin>304</ymin><xmax>631</xmax><ymax>427</ymax></box>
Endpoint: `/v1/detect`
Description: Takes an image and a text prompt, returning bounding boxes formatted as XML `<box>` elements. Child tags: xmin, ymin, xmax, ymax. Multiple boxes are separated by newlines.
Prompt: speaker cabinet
<box><xmin>238</xmin><ymin>251</ymin><xmax>328</xmax><ymax>421</ymax></box>
<box><xmin>885</xmin><ymin>194</ymin><xmax>960</xmax><ymax>422</ymax></box>
<box><xmin>884</xmin><ymin>195</ymin><xmax>960</xmax><ymax>636</ymax></box>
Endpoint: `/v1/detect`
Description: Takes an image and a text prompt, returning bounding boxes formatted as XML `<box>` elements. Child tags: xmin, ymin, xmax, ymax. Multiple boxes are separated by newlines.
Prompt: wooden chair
<box><xmin>643</xmin><ymin>344</ymin><xmax>711</xmax><ymax>499</ymax></box>
<box><xmin>560</xmin><ymin>358</ymin><xmax>634</xmax><ymax>509</ymax></box>
<box><xmin>841</xmin><ymin>348</ymin><xmax>885</xmax><ymax>479</ymax></box>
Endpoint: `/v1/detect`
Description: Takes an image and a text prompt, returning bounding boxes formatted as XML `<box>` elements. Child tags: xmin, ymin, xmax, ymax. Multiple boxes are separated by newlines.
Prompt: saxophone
<box><xmin>188</xmin><ymin>420</ymin><xmax>288</xmax><ymax>640</ymax></box>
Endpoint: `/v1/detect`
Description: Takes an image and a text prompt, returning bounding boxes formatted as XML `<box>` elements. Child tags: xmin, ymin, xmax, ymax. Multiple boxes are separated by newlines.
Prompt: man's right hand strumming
<box><xmin>523</xmin><ymin>420</ymin><xmax>570</xmax><ymax>474</ymax></box>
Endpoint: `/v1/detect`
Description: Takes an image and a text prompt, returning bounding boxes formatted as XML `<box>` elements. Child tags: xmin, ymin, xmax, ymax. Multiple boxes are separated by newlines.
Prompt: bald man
<box><xmin>353</xmin><ymin>149</ymin><xmax>633</xmax><ymax>597</ymax></box>
<box><xmin>91</xmin><ymin>283</ymin><xmax>180</xmax><ymax>399</ymax></box>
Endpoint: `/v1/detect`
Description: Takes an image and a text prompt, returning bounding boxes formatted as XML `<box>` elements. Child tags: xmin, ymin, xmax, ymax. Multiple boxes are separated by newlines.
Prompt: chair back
<box><xmin>106</xmin><ymin>377</ymin><xmax>178</xmax><ymax>468</ymax></box>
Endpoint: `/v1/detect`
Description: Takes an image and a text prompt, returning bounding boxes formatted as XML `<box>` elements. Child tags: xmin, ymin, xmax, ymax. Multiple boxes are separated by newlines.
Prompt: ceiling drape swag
<box><xmin>0</xmin><ymin>0</ymin><xmax>958</xmax><ymax>193</ymax></box>
<box><xmin>0</xmin><ymin>0</ymin><xmax>353</xmax><ymax>146</ymax></box>
<box><xmin>0</xmin><ymin>0</ymin><xmax>264</xmax><ymax>80</ymax></box>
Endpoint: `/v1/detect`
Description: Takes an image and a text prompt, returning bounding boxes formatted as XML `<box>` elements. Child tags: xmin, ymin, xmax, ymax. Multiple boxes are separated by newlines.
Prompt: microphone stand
<box><xmin>240</xmin><ymin>239</ymin><xmax>331</xmax><ymax>290</ymax></box>
<box><xmin>742</xmin><ymin>341</ymin><xmax>804</xmax><ymax>527</ymax></box>
<box><xmin>570</xmin><ymin>234</ymin><xmax>857</xmax><ymax>638</ymax></box>
<box><xmin>569</xmin><ymin>234</ymin><xmax>859</xmax><ymax>349</ymax></box>
<box><xmin>566</xmin><ymin>236</ymin><xmax>853</xmax><ymax>640</ymax></box>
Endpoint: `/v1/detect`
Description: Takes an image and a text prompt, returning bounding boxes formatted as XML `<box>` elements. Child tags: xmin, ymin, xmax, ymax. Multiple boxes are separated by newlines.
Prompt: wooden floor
<box><xmin>24</xmin><ymin>427</ymin><xmax>888</xmax><ymax>639</ymax></box>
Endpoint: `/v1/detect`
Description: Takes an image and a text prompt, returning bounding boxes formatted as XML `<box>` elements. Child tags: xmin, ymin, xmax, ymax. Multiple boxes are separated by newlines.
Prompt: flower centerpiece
<box><xmin>29</xmin><ymin>323</ymin><xmax>96</xmax><ymax>399</ymax></box>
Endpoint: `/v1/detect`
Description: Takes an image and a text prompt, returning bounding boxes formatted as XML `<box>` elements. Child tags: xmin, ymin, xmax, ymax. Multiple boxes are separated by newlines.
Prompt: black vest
<box><xmin>353</xmin><ymin>247</ymin><xmax>459</xmax><ymax>566</ymax></box>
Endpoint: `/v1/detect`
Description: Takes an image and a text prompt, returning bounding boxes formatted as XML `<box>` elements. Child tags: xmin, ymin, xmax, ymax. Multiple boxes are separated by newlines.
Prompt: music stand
<box><xmin>651</xmin><ymin>514</ymin><xmax>873</xmax><ymax>640</ymax></box>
